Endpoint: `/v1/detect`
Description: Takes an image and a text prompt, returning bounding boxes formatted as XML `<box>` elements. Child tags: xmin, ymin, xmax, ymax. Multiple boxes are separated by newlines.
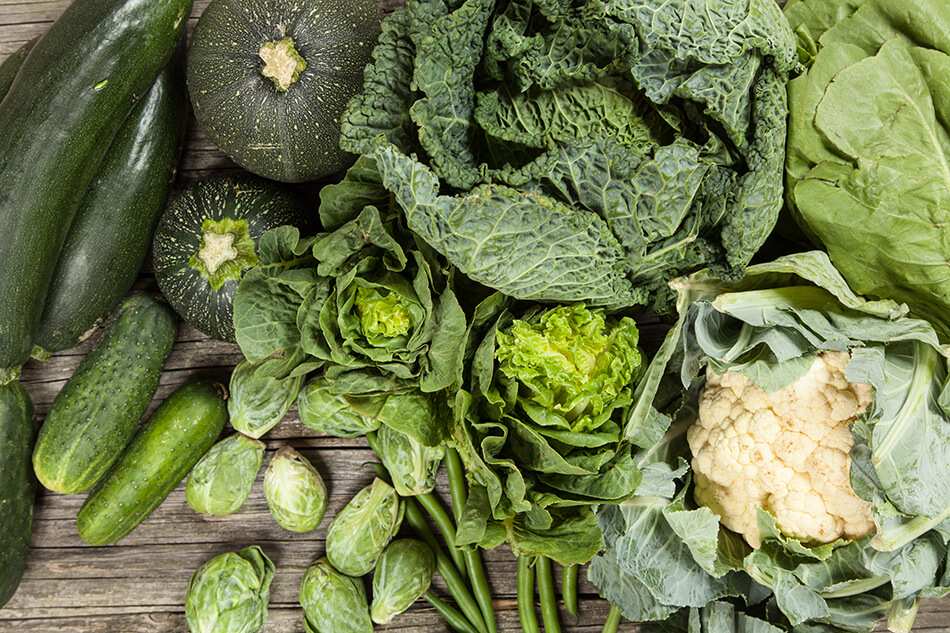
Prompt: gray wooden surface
<box><xmin>1</xmin><ymin>0</ymin><xmax>949</xmax><ymax>632</ymax></box>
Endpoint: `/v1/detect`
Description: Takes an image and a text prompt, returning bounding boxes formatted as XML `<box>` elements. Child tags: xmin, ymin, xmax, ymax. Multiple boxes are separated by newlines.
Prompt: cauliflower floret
<box><xmin>689</xmin><ymin>350</ymin><xmax>875</xmax><ymax>548</ymax></box>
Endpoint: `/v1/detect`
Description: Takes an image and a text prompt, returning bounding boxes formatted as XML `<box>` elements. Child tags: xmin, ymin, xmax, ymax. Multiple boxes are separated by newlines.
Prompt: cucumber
<box><xmin>0</xmin><ymin>380</ymin><xmax>36</xmax><ymax>608</ymax></box>
<box><xmin>0</xmin><ymin>38</ymin><xmax>36</xmax><ymax>99</ymax></box>
<box><xmin>77</xmin><ymin>380</ymin><xmax>228</xmax><ymax>546</ymax></box>
<box><xmin>33</xmin><ymin>41</ymin><xmax>189</xmax><ymax>355</ymax></box>
<box><xmin>32</xmin><ymin>294</ymin><xmax>178</xmax><ymax>494</ymax></box>
<box><xmin>0</xmin><ymin>0</ymin><xmax>192</xmax><ymax>373</ymax></box>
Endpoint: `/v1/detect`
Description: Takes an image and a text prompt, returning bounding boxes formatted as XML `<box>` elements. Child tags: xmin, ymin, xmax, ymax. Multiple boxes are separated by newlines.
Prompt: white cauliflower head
<box><xmin>688</xmin><ymin>350</ymin><xmax>875</xmax><ymax>549</ymax></box>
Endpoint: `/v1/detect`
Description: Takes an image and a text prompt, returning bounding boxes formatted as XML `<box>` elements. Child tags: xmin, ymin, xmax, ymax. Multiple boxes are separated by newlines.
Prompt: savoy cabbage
<box><xmin>340</xmin><ymin>0</ymin><xmax>799</xmax><ymax>312</ymax></box>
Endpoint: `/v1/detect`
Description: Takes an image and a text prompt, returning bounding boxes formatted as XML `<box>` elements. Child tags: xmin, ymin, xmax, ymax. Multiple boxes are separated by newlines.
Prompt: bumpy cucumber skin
<box><xmin>77</xmin><ymin>380</ymin><xmax>228</xmax><ymax>546</ymax></box>
<box><xmin>0</xmin><ymin>380</ymin><xmax>36</xmax><ymax>608</ymax></box>
<box><xmin>0</xmin><ymin>0</ymin><xmax>192</xmax><ymax>371</ymax></box>
<box><xmin>34</xmin><ymin>42</ymin><xmax>189</xmax><ymax>355</ymax></box>
<box><xmin>32</xmin><ymin>294</ymin><xmax>178</xmax><ymax>495</ymax></box>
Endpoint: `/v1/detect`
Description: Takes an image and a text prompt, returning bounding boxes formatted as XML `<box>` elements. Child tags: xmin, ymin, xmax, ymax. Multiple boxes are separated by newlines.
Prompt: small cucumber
<box><xmin>32</xmin><ymin>293</ymin><xmax>178</xmax><ymax>494</ymax></box>
<box><xmin>77</xmin><ymin>380</ymin><xmax>228</xmax><ymax>546</ymax></box>
<box><xmin>0</xmin><ymin>379</ymin><xmax>36</xmax><ymax>608</ymax></box>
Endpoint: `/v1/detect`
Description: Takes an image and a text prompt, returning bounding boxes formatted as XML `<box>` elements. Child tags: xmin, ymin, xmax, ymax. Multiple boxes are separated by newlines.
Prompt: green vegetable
<box><xmin>32</xmin><ymin>294</ymin><xmax>178</xmax><ymax>494</ymax></box>
<box><xmin>0</xmin><ymin>39</ymin><xmax>35</xmax><ymax>98</ymax></box>
<box><xmin>517</xmin><ymin>556</ymin><xmax>539</xmax><ymax>633</ymax></box>
<box><xmin>370</xmin><ymin>539</ymin><xmax>436</xmax><ymax>624</ymax></box>
<box><xmin>299</xmin><ymin>557</ymin><xmax>373</xmax><ymax>633</ymax></box>
<box><xmin>185</xmin><ymin>545</ymin><xmax>275</xmax><ymax>633</ymax></box>
<box><xmin>374</xmin><ymin>423</ymin><xmax>444</xmax><ymax>496</ymax></box>
<box><xmin>233</xmin><ymin>160</ymin><xmax>468</xmax><ymax>398</ymax></box>
<box><xmin>425</xmin><ymin>592</ymin><xmax>481</xmax><ymax>633</ymax></box>
<box><xmin>591</xmin><ymin>251</ymin><xmax>950</xmax><ymax>632</ymax></box>
<box><xmin>263</xmin><ymin>446</ymin><xmax>327</xmax><ymax>533</ymax></box>
<box><xmin>77</xmin><ymin>381</ymin><xmax>228</xmax><ymax>546</ymax></box>
<box><xmin>296</xmin><ymin>376</ymin><xmax>381</xmax><ymax>437</ymax></box>
<box><xmin>325</xmin><ymin>477</ymin><xmax>404</xmax><ymax>576</ymax></box>
<box><xmin>0</xmin><ymin>0</ymin><xmax>191</xmax><ymax>374</ymax></box>
<box><xmin>783</xmin><ymin>0</ymin><xmax>950</xmax><ymax>338</ymax></box>
<box><xmin>186</xmin><ymin>433</ymin><xmax>264</xmax><ymax>516</ymax></box>
<box><xmin>0</xmin><ymin>380</ymin><xmax>35</xmax><ymax>608</ymax></box>
<box><xmin>453</xmin><ymin>303</ymin><xmax>645</xmax><ymax>564</ymax></box>
<box><xmin>340</xmin><ymin>0</ymin><xmax>798</xmax><ymax>313</ymax></box>
<box><xmin>186</xmin><ymin>0</ymin><xmax>382</xmax><ymax>182</ymax></box>
<box><xmin>228</xmin><ymin>358</ymin><xmax>303</xmax><ymax>438</ymax></box>
<box><xmin>152</xmin><ymin>173</ymin><xmax>311</xmax><ymax>342</ymax></box>
<box><xmin>33</xmin><ymin>41</ymin><xmax>188</xmax><ymax>355</ymax></box>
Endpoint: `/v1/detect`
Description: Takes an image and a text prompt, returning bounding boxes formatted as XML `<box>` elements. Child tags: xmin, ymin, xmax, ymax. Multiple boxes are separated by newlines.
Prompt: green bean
<box><xmin>536</xmin><ymin>556</ymin><xmax>562</xmax><ymax>633</ymax></box>
<box><xmin>426</xmin><ymin>591</ymin><xmax>481</xmax><ymax>633</ymax></box>
<box><xmin>416</xmin><ymin>489</ymin><xmax>467</xmax><ymax>573</ymax></box>
<box><xmin>518</xmin><ymin>555</ymin><xmax>540</xmax><ymax>633</ymax></box>
<box><xmin>602</xmin><ymin>604</ymin><xmax>622</xmax><ymax>633</ymax></box>
<box><xmin>445</xmin><ymin>446</ymin><xmax>498</xmax><ymax>633</ymax></box>
<box><xmin>406</xmin><ymin>498</ymin><xmax>489</xmax><ymax>633</ymax></box>
<box><xmin>562</xmin><ymin>563</ymin><xmax>578</xmax><ymax>621</ymax></box>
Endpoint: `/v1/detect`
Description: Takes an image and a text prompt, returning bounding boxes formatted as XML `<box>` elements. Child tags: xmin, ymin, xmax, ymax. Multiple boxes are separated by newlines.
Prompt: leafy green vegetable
<box><xmin>185</xmin><ymin>546</ymin><xmax>275</xmax><ymax>633</ymax></box>
<box><xmin>453</xmin><ymin>303</ymin><xmax>645</xmax><ymax>565</ymax></box>
<box><xmin>186</xmin><ymin>433</ymin><xmax>264</xmax><ymax>517</ymax></box>
<box><xmin>375</xmin><ymin>423</ymin><xmax>444</xmax><ymax>496</ymax></box>
<box><xmin>784</xmin><ymin>0</ymin><xmax>950</xmax><ymax>338</ymax></box>
<box><xmin>340</xmin><ymin>0</ymin><xmax>799</xmax><ymax>312</ymax></box>
<box><xmin>325</xmin><ymin>477</ymin><xmax>405</xmax><ymax>576</ymax></box>
<box><xmin>228</xmin><ymin>357</ymin><xmax>303</xmax><ymax>438</ymax></box>
<box><xmin>263</xmin><ymin>447</ymin><xmax>327</xmax><ymax>533</ymax></box>
<box><xmin>370</xmin><ymin>538</ymin><xmax>436</xmax><ymax>624</ymax></box>
<box><xmin>297</xmin><ymin>376</ymin><xmax>382</xmax><ymax>438</ymax></box>
<box><xmin>299</xmin><ymin>557</ymin><xmax>373</xmax><ymax>633</ymax></box>
<box><xmin>591</xmin><ymin>251</ymin><xmax>950</xmax><ymax>632</ymax></box>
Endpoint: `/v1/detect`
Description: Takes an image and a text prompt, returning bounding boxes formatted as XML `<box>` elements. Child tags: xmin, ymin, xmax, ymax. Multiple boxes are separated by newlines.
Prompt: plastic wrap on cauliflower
<box><xmin>688</xmin><ymin>350</ymin><xmax>875</xmax><ymax>548</ymax></box>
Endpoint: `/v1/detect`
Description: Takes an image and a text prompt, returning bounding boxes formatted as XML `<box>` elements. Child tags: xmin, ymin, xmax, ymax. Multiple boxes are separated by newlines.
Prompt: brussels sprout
<box><xmin>229</xmin><ymin>357</ymin><xmax>303</xmax><ymax>438</ymax></box>
<box><xmin>375</xmin><ymin>423</ymin><xmax>444</xmax><ymax>496</ymax></box>
<box><xmin>325</xmin><ymin>477</ymin><xmax>404</xmax><ymax>576</ymax></box>
<box><xmin>297</xmin><ymin>376</ymin><xmax>380</xmax><ymax>438</ymax></box>
<box><xmin>263</xmin><ymin>446</ymin><xmax>327</xmax><ymax>532</ymax></box>
<box><xmin>185</xmin><ymin>545</ymin><xmax>275</xmax><ymax>633</ymax></box>
<box><xmin>370</xmin><ymin>539</ymin><xmax>436</xmax><ymax>624</ymax></box>
<box><xmin>186</xmin><ymin>433</ymin><xmax>264</xmax><ymax>516</ymax></box>
<box><xmin>299</xmin><ymin>557</ymin><xmax>372</xmax><ymax>633</ymax></box>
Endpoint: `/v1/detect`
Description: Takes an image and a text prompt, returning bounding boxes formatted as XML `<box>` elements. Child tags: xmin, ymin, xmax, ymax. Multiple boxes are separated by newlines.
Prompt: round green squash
<box><xmin>152</xmin><ymin>174</ymin><xmax>313</xmax><ymax>342</ymax></box>
<box><xmin>186</xmin><ymin>0</ymin><xmax>382</xmax><ymax>183</ymax></box>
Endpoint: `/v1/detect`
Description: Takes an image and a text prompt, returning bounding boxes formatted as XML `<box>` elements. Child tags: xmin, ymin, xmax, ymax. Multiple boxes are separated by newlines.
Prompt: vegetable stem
<box><xmin>536</xmin><ymin>555</ymin><xmax>561</xmax><ymax>633</ymax></box>
<box><xmin>562</xmin><ymin>564</ymin><xmax>578</xmax><ymax>621</ymax></box>
<box><xmin>426</xmin><ymin>591</ymin><xmax>480</xmax><ymax>633</ymax></box>
<box><xmin>517</xmin><ymin>555</ymin><xmax>539</xmax><ymax>633</ymax></box>
<box><xmin>602</xmin><ymin>605</ymin><xmax>622</xmax><ymax>633</ymax></box>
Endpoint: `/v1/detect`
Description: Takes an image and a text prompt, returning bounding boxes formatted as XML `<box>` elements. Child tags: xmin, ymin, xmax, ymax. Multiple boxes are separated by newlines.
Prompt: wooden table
<box><xmin>2</xmin><ymin>1</ymin><xmax>950</xmax><ymax>632</ymax></box>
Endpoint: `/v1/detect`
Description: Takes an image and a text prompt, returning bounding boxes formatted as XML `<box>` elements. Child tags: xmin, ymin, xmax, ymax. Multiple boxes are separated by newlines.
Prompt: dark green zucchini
<box><xmin>0</xmin><ymin>0</ymin><xmax>192</xmax><ymax>375</ymax></box>
<box><xmin>152</xmin><ymin>174</ymin><xmax>312</xmax><ymax>342</ymax></box>
<box><xmin>32</xmin><ymin>294</ymin><xmax>178</xmax><ymax>495</ymax></box>
<box><xmin>0</xmin><ymin>38</ymin><xmax>36</xmax><ymax>99</ymax></box>
<box><xmin>76</xmin><ymin>380</ymin><xmax>228</xmax><ymax>546</ymax></box>
<box><xmin>0</xmin><ymin>380</ymin><xmax>36</xmax><ymax>608</ymax></box>
<box><xmin>33</xmin><ymin>41</ymin><xmax>189</xmax><ymax>356</ymax></box>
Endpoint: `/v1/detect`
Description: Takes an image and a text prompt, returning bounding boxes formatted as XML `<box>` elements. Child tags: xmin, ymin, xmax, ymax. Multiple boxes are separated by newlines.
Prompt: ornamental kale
<box><xmin>340</xmin><ymin>0</ymin><xmax>799</xmax><ymax>313</ymax></box>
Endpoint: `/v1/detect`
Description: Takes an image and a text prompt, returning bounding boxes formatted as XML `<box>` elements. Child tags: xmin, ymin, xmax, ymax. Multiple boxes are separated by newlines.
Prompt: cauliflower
<box><xmin>688</xmin><ymin>350</ymin><xmax>875</xmax><ymax>548</ymax></box>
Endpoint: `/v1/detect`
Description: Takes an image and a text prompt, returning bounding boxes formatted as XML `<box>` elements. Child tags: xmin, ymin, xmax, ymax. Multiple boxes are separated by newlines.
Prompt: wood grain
<box><xmin>1</xmin><ymin>0</ymin><xmax>949</xmax><ymax>632</ymax></box>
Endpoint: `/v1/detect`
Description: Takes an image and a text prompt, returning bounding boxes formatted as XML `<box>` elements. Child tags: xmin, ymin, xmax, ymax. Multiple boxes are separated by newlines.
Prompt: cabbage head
<box><xmin>185</xmin><ymin>546</ymin><xmax>275</xmax><ymax>633</ymax></box>
<box><xmin>591</xmin><ymin>251</ymin><xmax>950</xmax><ymax>633</ymax></box>
<box><xmin>453</xmin><ymin>302</ymin><xmax>644</xmax><ymax>565</ymax></box>
<box><xmin>784</xmin><ymin>0</ymin><xmax>950</xmax><ymax>338</ymax></box>
<box><xmin>340</xmin><ymin>0</ymin><xmax>799</xmax><ymax>312</ymax></box>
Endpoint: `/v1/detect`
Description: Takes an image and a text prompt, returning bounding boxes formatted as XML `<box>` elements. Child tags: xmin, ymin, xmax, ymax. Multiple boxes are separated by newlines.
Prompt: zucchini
<box><xmin>0</xmin><ymin>38</ymin><xmax>36</xmax><ymax>99</ymax></box>
<box><xmin>0</xmin><ymin>380</ymin><xmax>36</xmax><ymax>608</ymax></box>
<box><xmin>77</xmin><ymin>380</ymin><xmax>228</xmax><ymax>546</ymax></box>
<box><xmin>32</xmin><ymin>294</ymin><xmax>178</xmax><ymax>494</ymax></box>
<box><xmin>0</xmin><ymin>0</ymin><xmax>191</xmax><ymax>374</ymax></box>
<box><xmin>33</xmin><ymin>41</ymin><xmax>189</xmax><ymax>356</ymax></box>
